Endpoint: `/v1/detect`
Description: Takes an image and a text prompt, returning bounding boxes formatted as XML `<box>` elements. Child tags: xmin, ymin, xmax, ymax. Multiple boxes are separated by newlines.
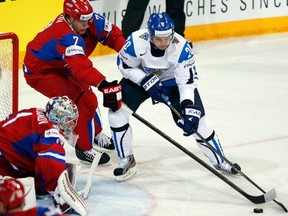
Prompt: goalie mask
<box><xmin>0</xmin><ymin>178</ymin><xmax>25</xmax><ymax>210</ymax></box>
<box><xmin>64</xmin><ymin>0</ymin><xmax>93</xmax><ymax>21</ymax></box>
<box><xmin>45</xmin><ymin>96</ymin><xmax>79</xmax><ymax>139</ymax></box>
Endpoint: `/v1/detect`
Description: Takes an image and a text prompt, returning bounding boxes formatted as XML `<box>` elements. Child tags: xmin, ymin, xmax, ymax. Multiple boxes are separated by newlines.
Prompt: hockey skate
<box><xmin>214</xmin><ymin>161</ymin><xmax>241</xmax><ymax>175</ymax></box>
<box><xmin>94</xmin><ymin>131</ymin><xmax>115</xmax><ymax>150</ymax></box>
<box><xmin>75</xmin><ymin>145</ymin><xmax>110</xmax><ymax>165</ymax></box>
<box><xmin>114</xmin><ymin>155</ymin><xmax>137</xmax><ymax>182</ymax></box>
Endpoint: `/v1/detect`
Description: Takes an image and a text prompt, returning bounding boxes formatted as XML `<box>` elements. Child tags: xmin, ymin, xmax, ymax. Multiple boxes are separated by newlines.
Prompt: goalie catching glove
<box><xmin>181</xmin><ymin>100</ymin><xmax>201</xmax><ymax>136</ymax></box>
<box><xmin>98</xmin><ymin>79</ymin><xmax>122</xmax><ymax>111</ymax></box>
<box><xmin>140</xmin><ymin>74</ymin><xmax>170</xmax><ymax>103</ymax></box>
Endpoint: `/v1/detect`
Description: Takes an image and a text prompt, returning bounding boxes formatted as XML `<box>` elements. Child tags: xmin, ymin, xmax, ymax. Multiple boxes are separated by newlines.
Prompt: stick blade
<box><xmin>264</xmin><ymin>188</ymin><xmax>277</xmax><ymax>202</ymax></box>
<box><xmin>247</xmin><ymin>188</ymin><xmax>277</xmax><ymax>204</ymax></box>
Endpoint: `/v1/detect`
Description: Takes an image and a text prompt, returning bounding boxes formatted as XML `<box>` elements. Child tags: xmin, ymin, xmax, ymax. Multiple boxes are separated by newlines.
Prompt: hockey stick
<box><xmin>121</xmin><ymin>104</ymin><xmax>276</xmax><ymax>204</ymax></box>
<box><xmin>60</xmin><ymin>133</ymin><xmax>102</xmax><ymax>200</ymax></box>
<box><xmin>77</xmin><ymin>150</ymin><xmax>102</xmax><ymax>200</ymax></box>
<box><xmin>161</xmin><ymin>95</ymin><xmax>288</xmax><ymax>212</ymax></box>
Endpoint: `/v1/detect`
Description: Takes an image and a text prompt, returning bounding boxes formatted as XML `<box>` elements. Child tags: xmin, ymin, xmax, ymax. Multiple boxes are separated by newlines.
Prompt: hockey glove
<box><xmin>182</xmin><ymin>103</ymin><xmax>201</xmax><ymax>136</ymax></box>
<box><xmin>98</xmin><ymin>80</ymin><xmax>122</xmax><ymax>112</ymax></box>
<box><xmin>140</xmin><ymin>74</ymin><xmax>169</xmax><ymax>103</ymax></box>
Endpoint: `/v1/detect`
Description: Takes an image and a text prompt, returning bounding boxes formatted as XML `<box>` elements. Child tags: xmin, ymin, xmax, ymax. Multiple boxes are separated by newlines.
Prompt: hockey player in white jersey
<box><xmin>108</xmin><ymin>12</ymin><xmax>241</xmax><ymax>181</ymax></box>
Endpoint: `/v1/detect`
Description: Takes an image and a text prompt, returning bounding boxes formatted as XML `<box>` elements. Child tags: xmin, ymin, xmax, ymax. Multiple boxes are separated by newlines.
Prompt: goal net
<box><xmin>0</xmin><ymin>32</ymin><xmax>19</xmax><ymax>120</ymax></box>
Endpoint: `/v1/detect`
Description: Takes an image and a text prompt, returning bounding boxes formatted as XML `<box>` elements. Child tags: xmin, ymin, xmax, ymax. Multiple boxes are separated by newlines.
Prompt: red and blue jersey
<box><xmin>23</xmin><ymin>13</ymin><xmax>126</xmax><ymax>87</ymax></box>
<box><xmin>4</xmin><ymin>206</ymin><xmax>64</xmax><ymax>216</ymax></box>
<box><xmin>0</xmin><ymin>108</ymin><xmax>66</xmax><ymax>192</ymax></box>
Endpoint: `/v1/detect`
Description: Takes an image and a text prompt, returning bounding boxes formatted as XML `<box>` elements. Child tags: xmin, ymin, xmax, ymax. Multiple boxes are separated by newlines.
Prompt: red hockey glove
<box><xmin>98</xmin><ymin>80</ymin><xmax>122</xmax><ymax>112</ymax></box>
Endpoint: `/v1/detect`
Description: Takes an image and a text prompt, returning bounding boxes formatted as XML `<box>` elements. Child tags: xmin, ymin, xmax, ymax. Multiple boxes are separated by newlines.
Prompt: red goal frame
<box><xmin>0</xmin><ymin>32</ymin><xmax>19</xmax><ymax>114</ymax></box>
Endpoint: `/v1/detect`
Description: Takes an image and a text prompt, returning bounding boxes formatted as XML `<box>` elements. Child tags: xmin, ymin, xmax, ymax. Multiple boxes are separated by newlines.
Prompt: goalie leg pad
<box><xmin>18</xmin><ymin>177</ymin><xmax>36</xmax><ymax>210</ymax></box>
<box><xmin>55</xmin><ymin>170</ymin><xmax>87</xmax><ymax>216</ymax></box>
<box><xmin>66</xmin><ymin>163</ymin><xmax>78</xmax><ymax>189</ymax></box>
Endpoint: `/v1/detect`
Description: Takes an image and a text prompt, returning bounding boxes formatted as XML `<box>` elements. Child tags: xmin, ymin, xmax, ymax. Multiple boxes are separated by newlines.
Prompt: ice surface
<box><xmin>21</xmin><ymin>32</ymin><xmax>288</xmax><ymax>216</ymax></box>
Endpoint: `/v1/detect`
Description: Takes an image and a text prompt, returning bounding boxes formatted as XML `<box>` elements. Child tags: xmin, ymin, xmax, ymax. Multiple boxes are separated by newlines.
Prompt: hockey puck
<box><xmin>253</xmin><ymin>208</ymin><xmax>263</xmax><ymax>213</ymax></box>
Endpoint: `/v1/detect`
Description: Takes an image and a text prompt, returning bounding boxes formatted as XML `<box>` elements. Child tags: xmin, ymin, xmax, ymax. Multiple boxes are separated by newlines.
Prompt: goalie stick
<box><xmin>59</xmin><ymin>133</ymin><xmax>102</xmax><ymax>200</ymax></box>
<box><xmin>160</xmin><ymin>95</ymin><xmax>288</xmax><ymax>212</ymax></box>
<box><xmin>121</xmin><ymin>103</ymin><xmax>276</xmax><ymax>205</ymax></box>
<box><xmin>78</xmin><ymin>150</ymin><xmax>102</xmax><ymax>199</ymax></box>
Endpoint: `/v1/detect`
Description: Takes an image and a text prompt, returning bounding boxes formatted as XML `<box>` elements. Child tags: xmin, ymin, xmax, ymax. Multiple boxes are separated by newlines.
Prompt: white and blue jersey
<box><xmin>117</xmin><ymin>29</ymin><xmax>198</xmax><ymax>104</ymax></box>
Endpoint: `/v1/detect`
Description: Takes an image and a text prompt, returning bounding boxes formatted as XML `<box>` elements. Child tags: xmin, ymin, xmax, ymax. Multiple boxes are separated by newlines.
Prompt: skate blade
<box><xmin>217</xmin><ymin>169</ymin><xmax>240</xmax><ymax>176</ymax></box>
<box><xmin>93</xmin><ymin>144</ymin><xmax>115</xmax><ymax>152</ymax></box>
<box><xmin>116</xmin><ymin>167</ymin><xmax>137</xmax><ymax>182</ymax></box>
<box><xmin>80</xmin><ymin>160</ymin><xmax>111</xmax><ymax>167</ymax></box>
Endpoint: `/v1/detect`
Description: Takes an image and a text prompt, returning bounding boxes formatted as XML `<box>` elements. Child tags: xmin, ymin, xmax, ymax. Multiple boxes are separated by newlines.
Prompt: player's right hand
<box><xmin>98</xmin><ymin>80</ymin><xmax>122</xmax><ymax>112</ymax></box>
<box><xmin>140</xmin><ymin>74</ymin><xmax>169</xmax><ymax>103</ymax></box>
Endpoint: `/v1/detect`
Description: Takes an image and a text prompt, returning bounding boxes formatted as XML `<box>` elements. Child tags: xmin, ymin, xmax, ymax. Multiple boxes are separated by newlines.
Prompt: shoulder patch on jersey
<box><xmin>173</xmin><ymin>37</ymin><xmax>180</xmax><ymax>44</ymax></box>
<box><xmin>139</xmin><ymin>33</ymin><xmax>145</xmax><ymax>39</ymax></box>
<box><xmin>65</xmin><ymin>45</ymin><xmax>84</xmax><ymax>56</ymax></box>
<box><xmin>45</xmin><ymin>128</ymin><xmax>60</xmax><ymax>138</ymax></box>
<box><xmin>139</xmin><ymin>32</ymin><xmax>149</xmax><ymax>41</ymax></box>
<box><xmin>104</xmin><ymin>19</ymin><xmax>112</xmax><ymax>32</ymax></box>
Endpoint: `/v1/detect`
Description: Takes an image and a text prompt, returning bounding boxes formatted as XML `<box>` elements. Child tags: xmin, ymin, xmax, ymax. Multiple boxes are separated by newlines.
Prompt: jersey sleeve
<box><xmin>117</xmin><ymin>35</ymin><xmax>147</xmax><ymax>84</ymax></box>
<box><xmin>174</xmin><ymin>41</ymin><xmax>199</xmax><ymax>104</ymax></box>
<box><xmin>32</xmin><ymin>112</ymin><xmax>67</xmax><ymax>192</ymax></box>
<box><xmin>91</xmin><ymin>13</ymin><xmax>126</xmax><ymax>52</ymax></box>
<box><xmin>34</xmin><ymin>128</ymin><xmax>67</xmax><ymax>192</ymax></box>
<box><xmin>57</xmin><ymin>32</ymin><xmax>105</xmax><ymax>87</ymax></box>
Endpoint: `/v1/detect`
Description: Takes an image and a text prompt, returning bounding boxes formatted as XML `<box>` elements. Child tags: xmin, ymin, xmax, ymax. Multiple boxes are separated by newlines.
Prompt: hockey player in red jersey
<box><xmin>0</xmin><ymin>177</ymin><xmax>63</xmax><ymax>216</ymax></box>
<box><xmin>23</xmin><ymin>0</ymin><xmax>126</xmax><ymax>164</ymax></box>
<box><xmin>0</xmin><ymin>96</ymin><xmax>87</xmax><ymax>215</ymax></box>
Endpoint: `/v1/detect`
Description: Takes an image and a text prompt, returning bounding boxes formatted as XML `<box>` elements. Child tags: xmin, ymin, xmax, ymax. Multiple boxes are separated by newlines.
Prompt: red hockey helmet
<box><xmin>0</xmin><ymin>178</ymin><xmax>25</xmax><ymax>209</ymax></box>
<box><xmin>64</xmin><ymin>0</ymin><xmax>93</xmax><ymax>21</ymax></box>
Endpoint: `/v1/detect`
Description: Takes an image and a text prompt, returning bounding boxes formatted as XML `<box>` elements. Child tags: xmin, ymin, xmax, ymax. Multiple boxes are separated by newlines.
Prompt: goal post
<box><xmin>0</xmin><ymin>32</ymin><xmax>19</xmax><ymax>120</ymax></box>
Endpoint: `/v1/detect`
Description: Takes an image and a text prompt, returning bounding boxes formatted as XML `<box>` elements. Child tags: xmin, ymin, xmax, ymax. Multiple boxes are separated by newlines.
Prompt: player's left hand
<box><xmin>98</xmin><ymin>80</ymin><xmax>122</xmax><ymax>111</ymax></box>
<box><xmin>182</xmin><ymin>104</ymin><xmax>201</xmax><ymax>136</ymax></box>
